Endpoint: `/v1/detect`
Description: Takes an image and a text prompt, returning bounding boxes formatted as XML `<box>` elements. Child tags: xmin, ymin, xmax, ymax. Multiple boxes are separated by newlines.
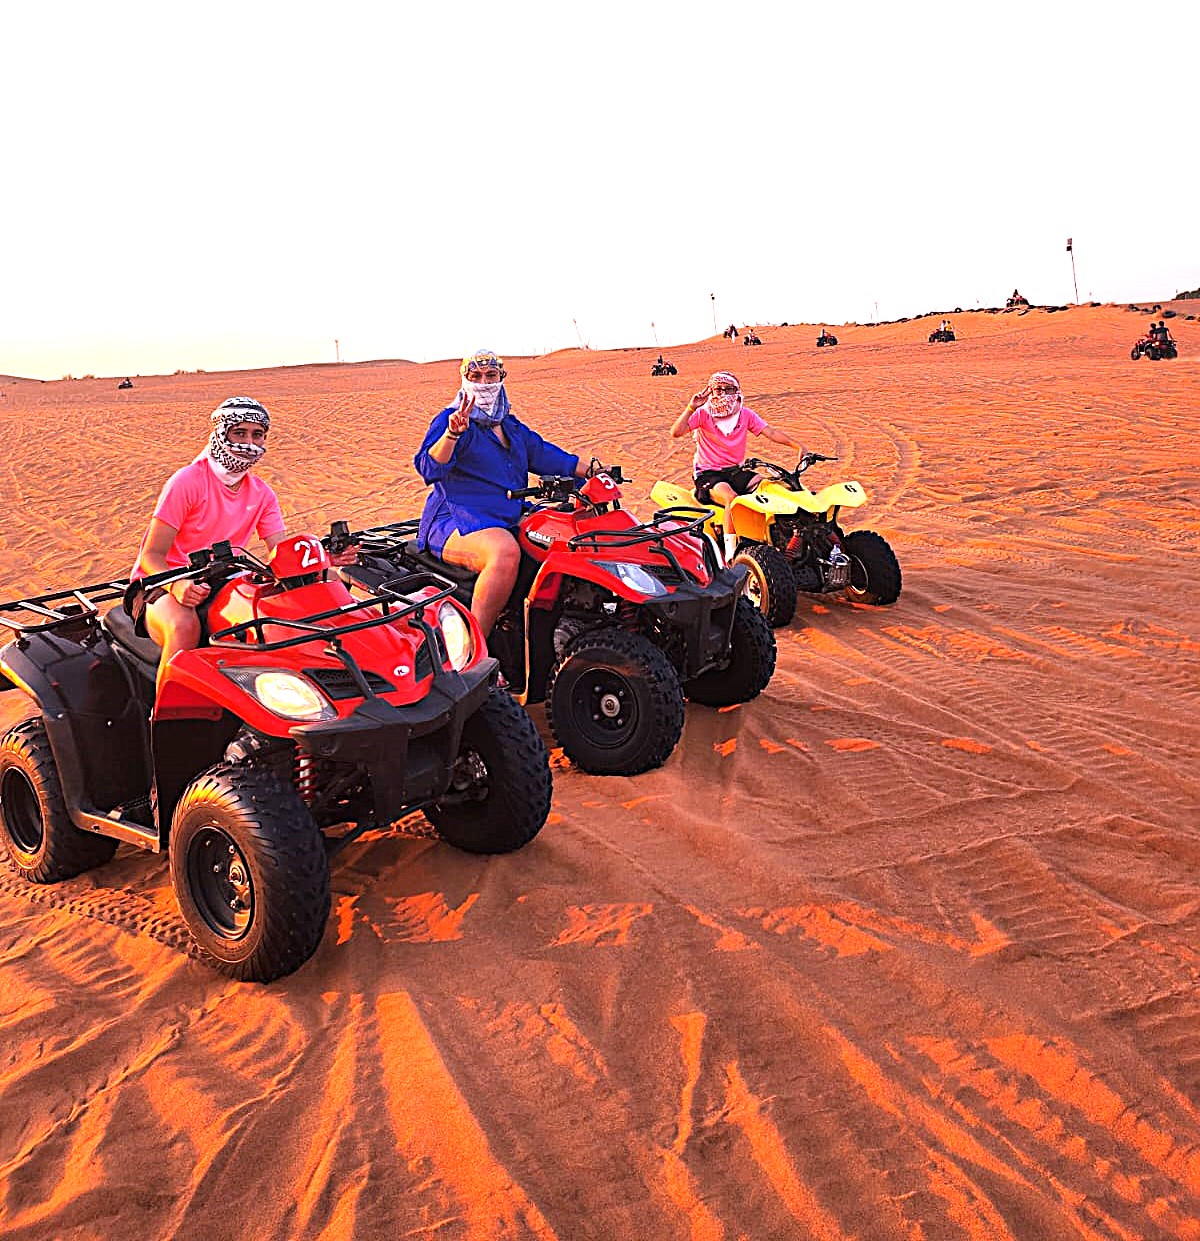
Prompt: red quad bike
<box><xmin>338</xmin><ymin>466</ymin><xmax>777</xmax><ymax>777</ymax></box>
<box><xmin>0</xmin><ymin>536</ymin><xmax>551</xmax><ymax>982</ymax></box>
<box><xmin>1130</xmin><ymin>335</ymin><xmax>1176</xmax><ymax>361</ymax></box>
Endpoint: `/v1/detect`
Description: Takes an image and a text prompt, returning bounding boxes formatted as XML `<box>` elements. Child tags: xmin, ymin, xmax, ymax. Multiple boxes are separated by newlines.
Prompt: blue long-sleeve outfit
<box><xmin>414</xmin><ymin>405</ymin><xmax>579</xmax><ymax>555</ymax></box>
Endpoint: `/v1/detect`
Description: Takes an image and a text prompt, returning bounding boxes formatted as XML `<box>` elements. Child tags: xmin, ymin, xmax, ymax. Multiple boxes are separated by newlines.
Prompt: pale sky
<box><xmin>3</xmin><ymin>0</ymin><xmax>1197</xmax><ymax>380</ymax></box>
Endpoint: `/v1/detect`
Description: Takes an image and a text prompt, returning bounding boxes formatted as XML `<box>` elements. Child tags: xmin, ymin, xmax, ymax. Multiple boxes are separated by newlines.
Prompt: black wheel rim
<box><xmin>568</xmin><ymin>668</ymin><xmax>642</xmax><ymax>749</ymax></box>
<box><xmin>1</xmin><ymin>769</ymin><xmax>44</xmax><ymax>854</ymax></box>
<box><xmin>186</xmin><ymin>825</ymin><xmax>254</xmax><ymax>940</ymax></box>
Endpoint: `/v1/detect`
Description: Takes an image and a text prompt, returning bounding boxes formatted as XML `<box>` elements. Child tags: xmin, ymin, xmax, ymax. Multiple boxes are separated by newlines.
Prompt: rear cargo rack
<box><xmin>0</xmin><ymin>580</ymin><xmax>129</xmax><ymax>636</ymax></box>
<box><xmin>349</xmin><ymin>519</ymin><xmax>421</xmax><ymax>557</ymax></box>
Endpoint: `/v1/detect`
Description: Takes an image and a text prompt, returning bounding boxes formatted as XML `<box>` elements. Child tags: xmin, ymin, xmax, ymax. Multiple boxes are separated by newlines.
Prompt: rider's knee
<box><xmin>147</xmin><ymin>597</ymin><xmax>201</xmax><ymax>654</ymax></box>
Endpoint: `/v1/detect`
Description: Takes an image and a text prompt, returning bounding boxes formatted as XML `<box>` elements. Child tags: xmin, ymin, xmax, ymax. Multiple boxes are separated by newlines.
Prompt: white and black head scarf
<box><xmin>206</xmin><ymin>396</ymin><xmax>271</xmax><ymax>483</ymax></box>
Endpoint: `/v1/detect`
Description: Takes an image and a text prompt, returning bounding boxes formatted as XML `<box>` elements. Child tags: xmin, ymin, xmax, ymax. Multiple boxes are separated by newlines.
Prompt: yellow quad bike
<box><xmin>649</xmin><ymin>453</ymin><xmax>901</xmax><ymax>627</ymax></box>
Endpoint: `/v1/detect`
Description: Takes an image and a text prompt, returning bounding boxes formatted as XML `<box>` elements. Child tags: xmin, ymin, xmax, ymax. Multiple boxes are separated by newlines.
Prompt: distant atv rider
<box><xmin>131</xmin><ymin>397</ymin><xmax>356</xmax><ymax>685</ymax></box>
<box><xmin>669</xmin><ymin>370</ymin><xmax>802</xmax><ymax>560</ymax></box>
<box><xmin>413</xmin><ymin>349</ymin><xmax>595</xmax><ymax>637</ymax></box>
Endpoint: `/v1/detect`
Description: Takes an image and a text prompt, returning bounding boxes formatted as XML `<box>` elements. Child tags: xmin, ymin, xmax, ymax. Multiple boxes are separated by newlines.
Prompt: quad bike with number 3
<box><xmin>650</xmin><ymin>452</ymin><xmax>902</xmax><ymax>626</ymax></box>
<box><xmin>0</xmin><ymin>533</ymin><xmax>550</xmax><ymax>982</ymax></box>
<box><xmin>339</xmin><ymin>465</ymin><xmax>777</xmax><ymax>777</ymax></box>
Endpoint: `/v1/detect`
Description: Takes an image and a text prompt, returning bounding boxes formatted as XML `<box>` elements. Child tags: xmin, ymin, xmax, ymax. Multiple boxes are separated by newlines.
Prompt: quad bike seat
<box><xmin>102</xmin><ymin>605</ymin><xmax>162</xmax><ymax>669</ymax></box>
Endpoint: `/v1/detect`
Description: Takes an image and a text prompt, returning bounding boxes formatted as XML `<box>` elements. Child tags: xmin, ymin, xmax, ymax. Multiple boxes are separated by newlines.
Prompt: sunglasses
<box><xmin>711</xmin><ymin>384</ymin><xmax>739</xmax><ymax>395</ymax></box>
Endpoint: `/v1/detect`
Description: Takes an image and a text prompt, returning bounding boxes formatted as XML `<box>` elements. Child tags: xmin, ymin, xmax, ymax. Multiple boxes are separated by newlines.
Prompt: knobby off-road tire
<box><xmin>547</xmin><ymin>627</ymin><xmax>684</xmax><ymax>775</ymax></box>
<box><xmin>1148</xmin><ymin>346</ymin><xmax>1161</xmax><ymax>361</ymax></box>
<box><xmin>170</xmin><ymin>763</ymin><xmax>330</xmax><ymax>983</ymax></box>
<box><xmin>844</xmin><ymin>529</ymin><xmax>903</xmax><ymax>605</ymax></box>
<box><xmin>684</xmin><ymin>597</ymin><xmax>777</xmax><ymax>707</ymax></box>
<box><xmin>424</xmin><ymin>689</ymin><xmax>551</xmax><ymax>853</ymax></box>
<box><xmin>1130</xmin><ymin>346</ymin><xmax>1141</xmax><ymax>361</ymax></box>
<box><xmin>0</xmin><ymin>718</ymin><xmax>118</xmax><ymax>882</ymax></box>
<box><xmin>733</xmin><ymin>542</ymin><xmax>797</xmax><ymax>628</ymax></box>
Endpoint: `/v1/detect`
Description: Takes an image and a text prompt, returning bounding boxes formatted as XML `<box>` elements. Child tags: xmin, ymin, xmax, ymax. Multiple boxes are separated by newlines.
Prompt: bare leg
<box><xmin>144</xmin><ymin>593</ymin><xmax>203</xmax><ymax>690</ymax></box>
<box><xmin>441</xmin><ymin>527</ymin><xmax>521</xmax><ymax>637</ymax></box>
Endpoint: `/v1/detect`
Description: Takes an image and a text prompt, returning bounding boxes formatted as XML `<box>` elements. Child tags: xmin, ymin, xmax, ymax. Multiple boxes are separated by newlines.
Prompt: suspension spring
<box><xmin>295</xmin><ymin>752</ymin><xmax>318</xmax><ymax>805</ymax></box>
<box><xmin>617</xmin><ymin>599</ymin><xmax>639</xmax><ymax>629</ymax></box>
<box><xmin>785</xmin><ymin>532</ymin><xmax>805</xmax><ymax>557</ymax></box>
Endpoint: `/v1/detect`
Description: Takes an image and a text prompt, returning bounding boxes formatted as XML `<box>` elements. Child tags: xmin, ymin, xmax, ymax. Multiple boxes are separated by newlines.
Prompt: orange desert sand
<box><xmin>0</xmin><ymin>304</ymin><xmax>1197</xmax><ymax>1241</ymax></box>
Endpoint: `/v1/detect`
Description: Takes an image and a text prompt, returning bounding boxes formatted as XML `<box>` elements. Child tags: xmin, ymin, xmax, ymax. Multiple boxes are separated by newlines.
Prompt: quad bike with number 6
<box><xmin>650</xmin><ymin>453</ymin><xmax>902</xmax><ymax>626</ymax></box>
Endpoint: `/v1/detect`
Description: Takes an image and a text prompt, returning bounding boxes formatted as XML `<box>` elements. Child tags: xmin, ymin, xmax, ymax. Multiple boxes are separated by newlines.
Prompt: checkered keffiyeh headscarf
<box><xmin>208</xmin><ymin>396</ymin><xmax>270</xmax><ymax>475</ymax></box>
<box><xmin>707</xmin><ymin>371</ymin><xmax>742</xmax><ymax>419</ymax></box>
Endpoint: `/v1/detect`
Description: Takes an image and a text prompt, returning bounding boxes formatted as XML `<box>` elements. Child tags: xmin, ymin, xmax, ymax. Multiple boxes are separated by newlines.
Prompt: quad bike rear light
<box><xmin>222</xmin><ymin>668</ymin><xmax>337</xmax><ymax>721</ymax></box>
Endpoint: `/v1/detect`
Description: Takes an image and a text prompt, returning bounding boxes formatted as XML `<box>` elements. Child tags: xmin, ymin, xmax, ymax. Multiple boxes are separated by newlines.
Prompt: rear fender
<box><xmin>649</xmin><ymin>479</ymin><xmax>697</xmax><ymax>510</ymax></box>
<box><xmin>0</xmin><ymin>628</ymin><xmax>152</xmax><ymax>823</ymax></box>
<box><xmin>649</xmin><ymin>481</ymin><xmax>721</xmax><ymax>536</ymax></box>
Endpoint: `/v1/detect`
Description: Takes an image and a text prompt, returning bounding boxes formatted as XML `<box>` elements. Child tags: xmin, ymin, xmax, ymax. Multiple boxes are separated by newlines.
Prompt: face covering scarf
<box><xmin>204</xmin><ymin>396</ymin><xmax>270</xmax><ymax>483</ymax></box>
<box><xmin>706</xmin><ymin>371</ymin><xmax>744</xmax><ymax>432</ymax></box>
<box><xmin>461</xmin><ymin>380</ymin><xmax>511</xmax><ymax>426</ymax></box>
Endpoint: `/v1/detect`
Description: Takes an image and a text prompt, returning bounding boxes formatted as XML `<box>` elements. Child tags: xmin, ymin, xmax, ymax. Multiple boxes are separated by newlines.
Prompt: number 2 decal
<box><xmin>294</xmin><ymin>538</ymin><xmax>320</xmax><ymax>567</ymax></box>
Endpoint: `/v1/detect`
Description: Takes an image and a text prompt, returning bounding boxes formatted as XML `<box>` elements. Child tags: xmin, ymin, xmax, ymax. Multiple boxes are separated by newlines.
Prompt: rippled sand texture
<box><xmin>0</xmin><ymin>304</ymin><xmax>1198</xmax><ymax>1240</ymax></box>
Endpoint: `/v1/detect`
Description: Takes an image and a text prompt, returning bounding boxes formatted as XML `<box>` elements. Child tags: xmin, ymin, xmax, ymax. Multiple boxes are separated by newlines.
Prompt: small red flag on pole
<box><xmin>1066</xmin><ymin>238</ymin><xmax>1073</xmax><ymax>252</ymax></box>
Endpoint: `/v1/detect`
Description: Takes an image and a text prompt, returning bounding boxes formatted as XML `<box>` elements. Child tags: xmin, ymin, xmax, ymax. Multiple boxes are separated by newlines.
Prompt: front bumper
<box><xmin>290</xmin><ymin>659</ymin><xmax>497</xmax><ymax>824</ymax></box>
<box><xmin>644</xmin><ymin>565</ymin><xmax>745</xmax><ymax>678</ymax></box>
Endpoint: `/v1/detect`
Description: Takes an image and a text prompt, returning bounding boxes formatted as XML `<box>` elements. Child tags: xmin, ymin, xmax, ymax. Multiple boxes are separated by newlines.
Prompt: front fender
<box><xmin>526</xmin><ymin>549</ymin><xmax>653</xmax><ymax>607</ymax></box>
<box><xmin>756</xmin><ymin>479</ymin><xmax>869</xmax><ymax>515</ymax></box>
<box><xmin>808</xmin><ymin>480</ymin><xmax>869</xmax><ymax>512</ymax></box>
<box><xmin>728</xmin><ymin>490</ymin><xmax>798</xmax><ymax>542</ymax></box>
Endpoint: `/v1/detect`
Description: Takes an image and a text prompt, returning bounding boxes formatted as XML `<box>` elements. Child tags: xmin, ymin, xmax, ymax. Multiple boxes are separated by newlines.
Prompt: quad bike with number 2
<box><xmin>0</xmin><ymin>533</ymin><xmax>551</xmax><ymax>982</ymax></box>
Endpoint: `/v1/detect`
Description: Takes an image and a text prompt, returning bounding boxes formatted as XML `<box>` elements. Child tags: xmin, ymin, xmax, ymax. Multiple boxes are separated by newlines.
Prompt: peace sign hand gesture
<box><xmin>448</xmin><ymin>392</ymin><xmax>472</xmax><ymax>435</ymax></box>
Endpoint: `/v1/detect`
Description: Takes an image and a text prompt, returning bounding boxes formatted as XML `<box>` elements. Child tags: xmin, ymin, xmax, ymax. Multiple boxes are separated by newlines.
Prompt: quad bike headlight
<box><xmin>594</xmin><ymin>561</ymin><xmax>669</xmax><ymax>597</ymax></box>
<box><xmin>223</xmin><ymin>669</ymin><xmax>337</xmax><ymax>721</ymax></box>
<box><xmin>437</xmin><ymin>601</ymin><xmax>475</xmax><ymax>671</ymax></box>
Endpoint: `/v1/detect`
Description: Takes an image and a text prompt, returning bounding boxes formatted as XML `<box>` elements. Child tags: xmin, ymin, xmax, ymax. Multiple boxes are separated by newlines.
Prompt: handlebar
<box><xmin>745</xmin><ymin>452</ymin><xmax>837</xmax><ymax>482</ymax></box>
<box><xmin>506</xmin><ymin>464</ymin><xmax>628</xmax><ymax>503</ymax></box>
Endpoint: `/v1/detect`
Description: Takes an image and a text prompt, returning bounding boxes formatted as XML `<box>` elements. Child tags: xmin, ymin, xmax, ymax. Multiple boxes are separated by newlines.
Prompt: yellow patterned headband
<box><xmin>460</xmin><ymin>349</ymin><xmax>505</xmax><ymax>376</ymax></box>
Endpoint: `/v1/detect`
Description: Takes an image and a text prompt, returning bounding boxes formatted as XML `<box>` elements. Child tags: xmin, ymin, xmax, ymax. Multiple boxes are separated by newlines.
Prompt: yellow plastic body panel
<box><xmin>756</xmin><ymin>479</ymin><xmax>869</xmax><ymax>516</ymax></box>
<box><xmin>649</xmin><ymin>481</ymin><xmax>722</xmax><ymax>536</ymax></box>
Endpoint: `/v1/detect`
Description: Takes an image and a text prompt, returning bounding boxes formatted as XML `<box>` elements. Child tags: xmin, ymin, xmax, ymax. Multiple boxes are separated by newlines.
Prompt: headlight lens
<box><xmin>594</xmin><ymin>561</ymin><xmax>669</xmax><ymax>597</ymax></box>
<box><xmin>437</xmin><ymin>601</ymin><xmax>474</xmax><ymax>670</ymax></box>
<box><xmin>224</xmin><ymin>669</ymin><xmax>337</xmax><ymax>720</ymax></box>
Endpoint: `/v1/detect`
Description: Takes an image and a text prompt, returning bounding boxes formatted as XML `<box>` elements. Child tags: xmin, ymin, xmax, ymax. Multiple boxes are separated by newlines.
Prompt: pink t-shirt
<box><xmin>688</xmin><ymin>405</ymin><xmax>767</xmax><ymax>474</ymax></box>
<box><xmin>131</xmin><ymin>458</ymin><xmax>285</xmax><ymax>578</ymax></box>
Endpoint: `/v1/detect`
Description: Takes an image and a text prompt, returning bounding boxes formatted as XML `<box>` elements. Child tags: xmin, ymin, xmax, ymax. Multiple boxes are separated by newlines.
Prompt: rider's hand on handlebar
<box><xmin>328</xmin><ymin>544</ymin><xmax>361</xmax><ymax>568</ymax></box>
<box><xmin>170</xmin><ymin>580</ymin><xmax>211</xmax><ymax>608</ymax></box>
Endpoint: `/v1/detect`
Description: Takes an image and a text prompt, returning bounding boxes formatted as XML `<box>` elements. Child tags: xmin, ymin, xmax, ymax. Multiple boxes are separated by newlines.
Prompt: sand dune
<box><xmin>0</xmin><ymin>305</ymin><xmax>1198</xmax><ymax>1240</ymax></box>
